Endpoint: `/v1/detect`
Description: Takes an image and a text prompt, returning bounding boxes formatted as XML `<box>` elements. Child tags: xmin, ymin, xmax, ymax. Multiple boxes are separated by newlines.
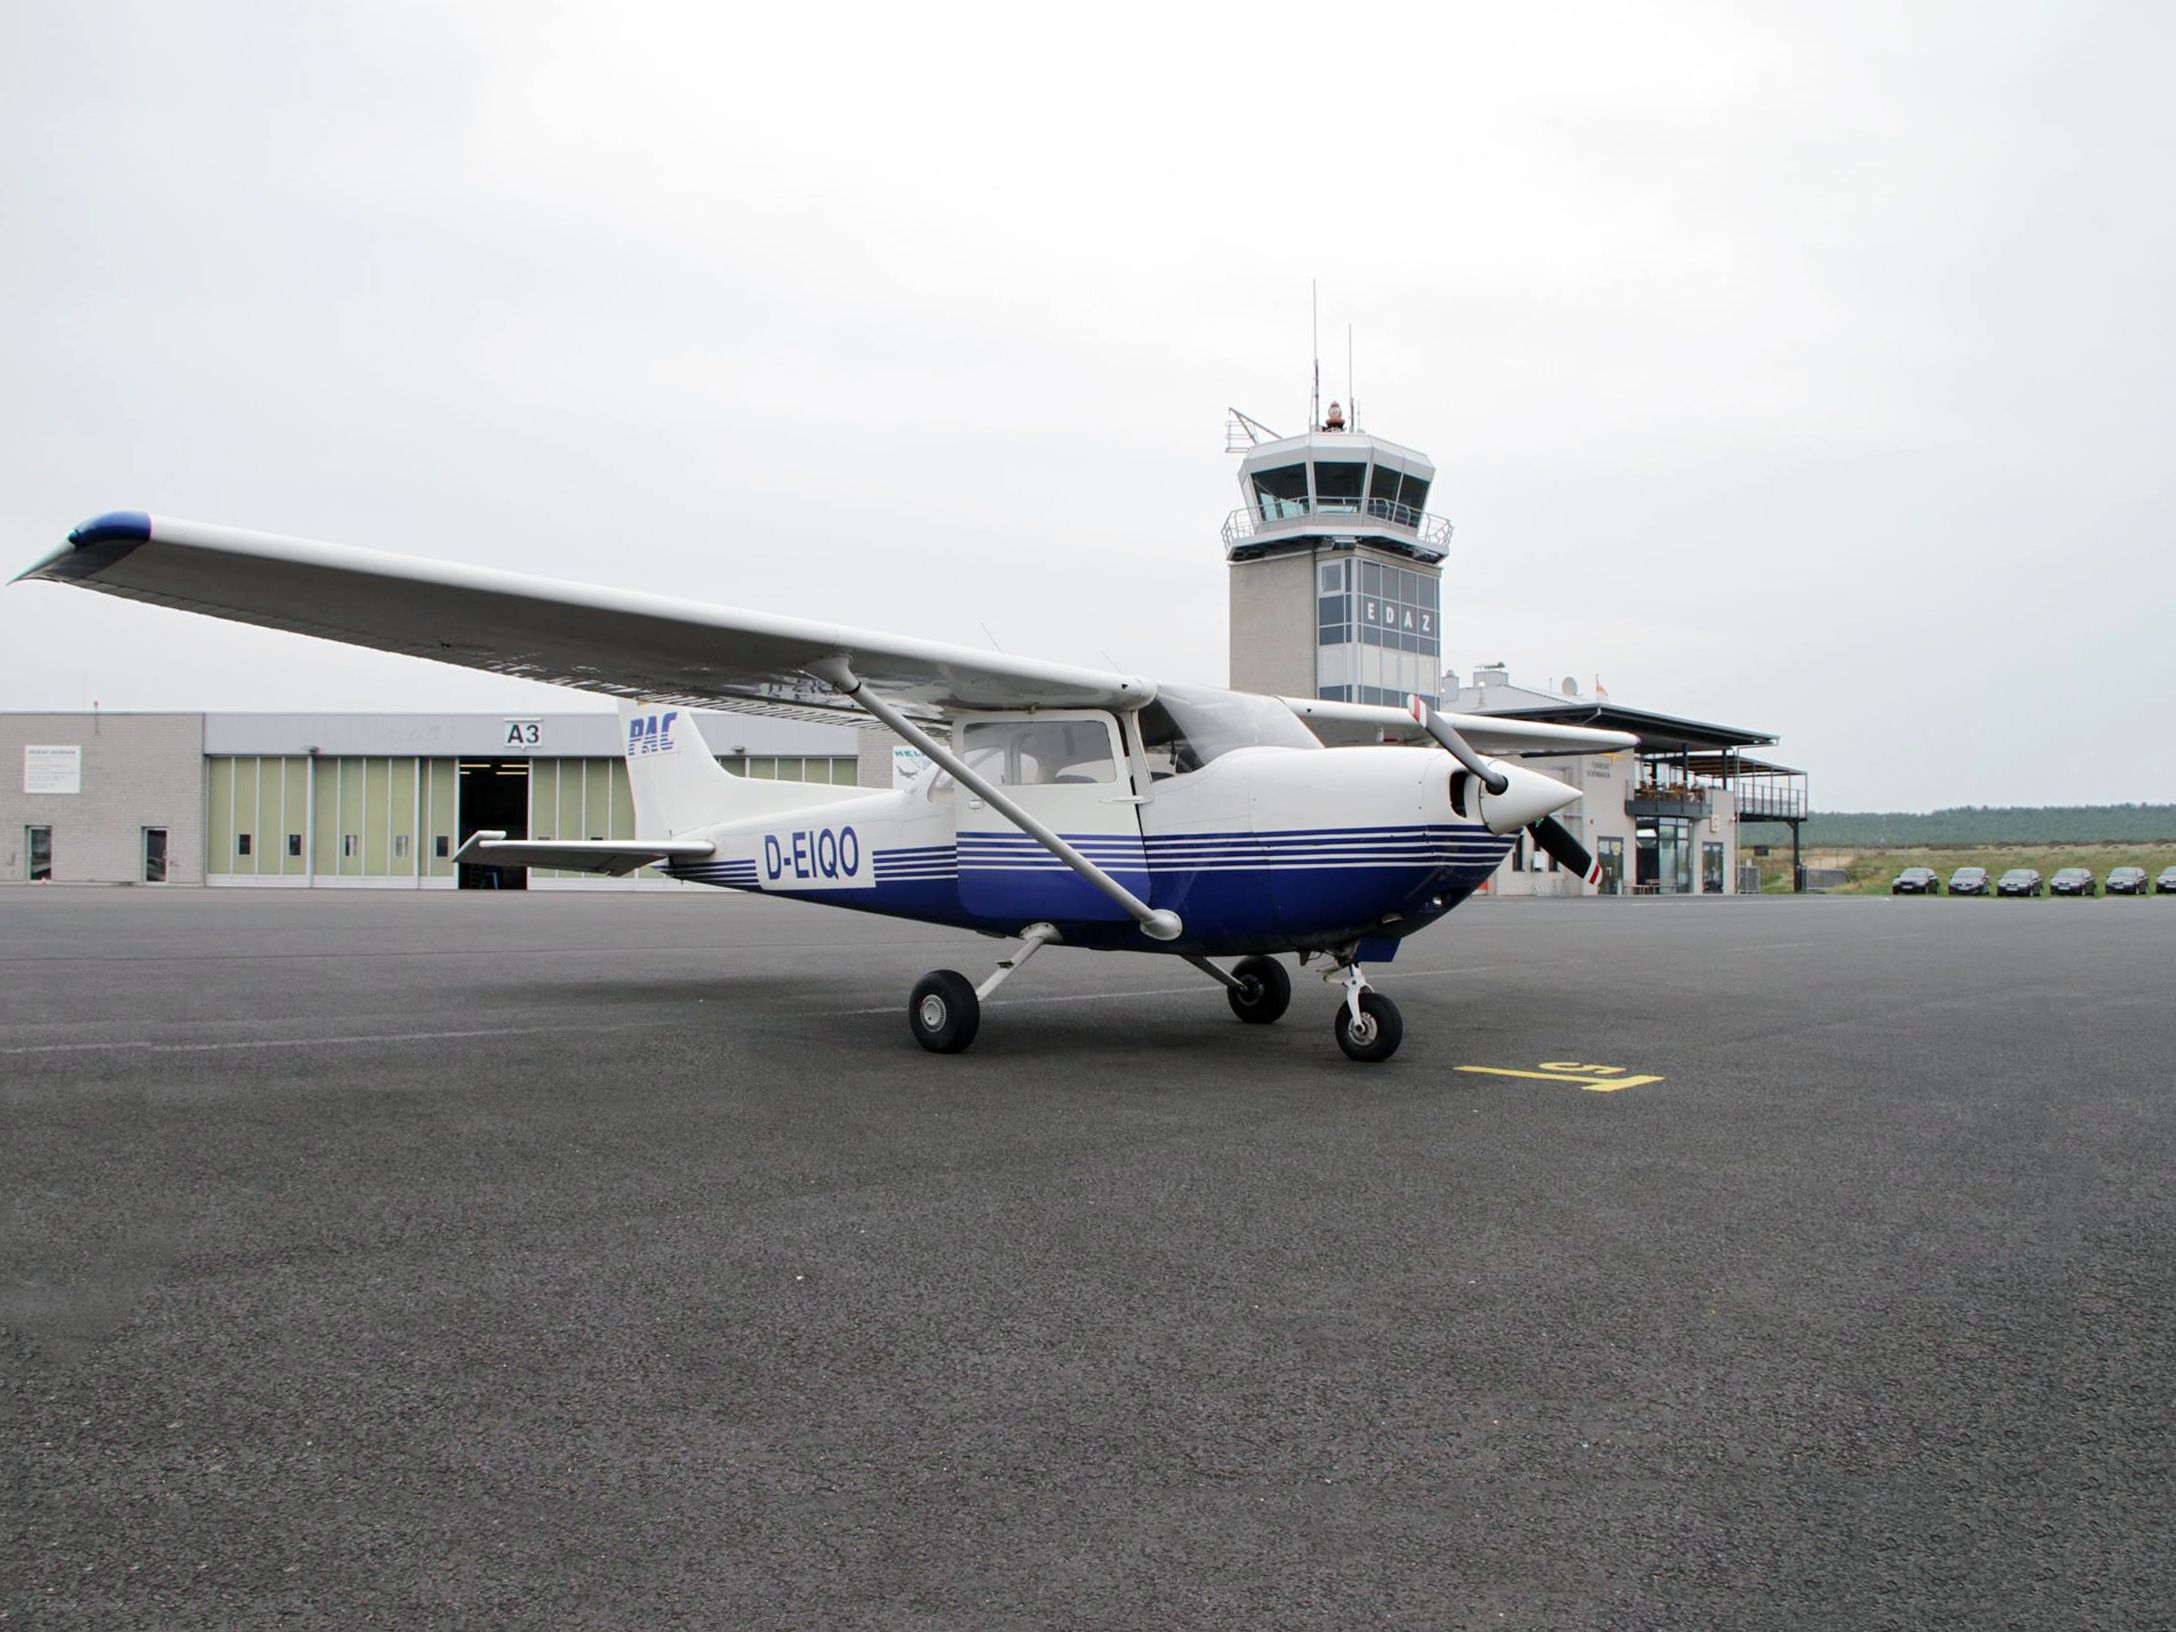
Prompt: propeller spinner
<box><xmin>1409</xmin><ymin>696</ymin><xmax>1605</xmax><ymax>888</ymax></box>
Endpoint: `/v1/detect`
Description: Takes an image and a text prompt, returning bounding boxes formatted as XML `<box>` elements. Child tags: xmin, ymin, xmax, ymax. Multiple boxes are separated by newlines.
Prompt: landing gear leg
<box><xmin>907</xmin><ymin>923</ymin><xmax>1060</xmax><ymax>1055</ymax></box>
<box><xmin>1330</xmin><ymin>959</ymin><xmax>1403</xmax><ymax>1064</ymax></box>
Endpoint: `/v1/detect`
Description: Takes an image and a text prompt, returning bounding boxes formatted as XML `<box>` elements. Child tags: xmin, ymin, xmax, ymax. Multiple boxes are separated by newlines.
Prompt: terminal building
<box><xmin>1433</xmin><ymin>667</ymin><xmax>1807</xmax><ymax>896</ymax></box>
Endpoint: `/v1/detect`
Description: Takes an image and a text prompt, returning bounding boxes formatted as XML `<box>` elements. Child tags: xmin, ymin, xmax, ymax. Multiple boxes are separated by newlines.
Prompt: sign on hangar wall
<box><xmin>23</xmin><ymin>745</ymin><xmax>82</xmax><ymax>795</ymax></box>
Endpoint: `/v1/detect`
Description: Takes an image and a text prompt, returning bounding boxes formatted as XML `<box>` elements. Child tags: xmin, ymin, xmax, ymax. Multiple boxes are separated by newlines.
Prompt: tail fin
<box><xmin>618</xmin><ymin>701</ymin><xmax>857</xmax><ymax>837</ymax></box>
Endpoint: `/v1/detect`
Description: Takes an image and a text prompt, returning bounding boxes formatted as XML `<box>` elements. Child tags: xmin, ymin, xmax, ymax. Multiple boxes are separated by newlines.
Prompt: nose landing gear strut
<box><xmin>1329</xmin><ymin>958</ymin><xmax>1403</xmax><ymax>1063</ymax></box>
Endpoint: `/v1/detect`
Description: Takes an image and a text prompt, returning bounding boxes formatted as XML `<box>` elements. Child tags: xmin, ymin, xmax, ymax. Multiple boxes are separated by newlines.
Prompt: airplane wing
<box><xmin>1280</xmin><ymin>696</ymin><xmax>1638</xmax><ymax>757</ymax></box>
<box><xmin>18</xmin><ymin>512</ymin><xmax>1156</xmax><ymax>723</ymax></box>
<box><xmin>451</xmin><ymin>831</ymin><xmax>717</xmax><ymax>876</ymax></box>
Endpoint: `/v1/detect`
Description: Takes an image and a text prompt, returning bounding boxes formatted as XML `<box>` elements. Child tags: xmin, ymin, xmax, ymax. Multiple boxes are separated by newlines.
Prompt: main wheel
<box><xmin>1227</xmin><ymin>955</ymin><xmax>1292</xmax><ymax>1025</ymax></box>
<box><xmin>1333</xmin><ymin>990</ymin><xmax>1403</xmax><ymax>1063</ymax></box>
<box><xmin>908</xmin><ymin>970</ymin><xmax>980</xmax><ymax>1054</ymax></box>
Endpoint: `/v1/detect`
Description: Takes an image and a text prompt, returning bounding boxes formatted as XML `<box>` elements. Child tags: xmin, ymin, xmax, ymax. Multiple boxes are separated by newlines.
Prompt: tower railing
<box><xmin>1222</xmin><ymin>501</ymin><xmax>1454</xmax><ymax>555</ymax></box>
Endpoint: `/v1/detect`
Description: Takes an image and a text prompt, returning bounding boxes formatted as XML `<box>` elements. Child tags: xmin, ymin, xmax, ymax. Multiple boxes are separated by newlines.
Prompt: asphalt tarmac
<box><xmin>4</xmin><ymin>888</ymin><xmax>2173</xmax><ymax>1629</ymax></box>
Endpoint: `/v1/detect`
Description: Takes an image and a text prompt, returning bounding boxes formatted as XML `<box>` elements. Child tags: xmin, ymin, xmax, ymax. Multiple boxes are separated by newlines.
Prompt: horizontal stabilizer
<box><xmin>451</xmin><ymin>831</ymin><xmax>715</xmax><ymax>877</ymax></box>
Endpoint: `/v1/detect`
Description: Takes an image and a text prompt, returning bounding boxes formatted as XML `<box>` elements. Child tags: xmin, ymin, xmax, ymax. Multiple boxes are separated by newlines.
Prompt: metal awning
<box><xmin>1467</xmin><ymin>702</ymin><xmax>1776</xmax><ymax>755</ymax></box>
<box><xmin>1682</xmin><ymin>752</ymin><xmax>1803</xmax><ymax>778</ymax></box>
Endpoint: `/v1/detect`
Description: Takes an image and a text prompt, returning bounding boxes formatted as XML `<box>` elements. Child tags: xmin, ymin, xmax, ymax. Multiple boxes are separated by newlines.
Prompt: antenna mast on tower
<box><xmin>1310</xmin><ymin>280</ymin><xmax>1320</xmax><ymax>432</ymax></box>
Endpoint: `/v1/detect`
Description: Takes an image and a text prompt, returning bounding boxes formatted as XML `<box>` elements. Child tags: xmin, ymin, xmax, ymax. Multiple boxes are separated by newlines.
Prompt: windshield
<box><xmin>1954</xmin><ymin>868</ymin><xmax>1983</xmax><ymax>878</ymax></box>
<box><xmin>1136</xmin><ymin>683</ymin><xmax>1320</xmax><ymax>777</ymax></box>
<box><xmin>2001</xmin><ymin>870</ymin><xmax>2033</xmax><ymax>881</ymax></box>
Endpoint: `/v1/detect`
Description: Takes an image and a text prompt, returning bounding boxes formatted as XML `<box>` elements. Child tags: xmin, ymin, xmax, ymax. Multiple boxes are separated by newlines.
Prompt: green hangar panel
<box><xmin>197</xmin><ymin>712</ymin><xmax>861</xmax><ymax>890</ymax></box>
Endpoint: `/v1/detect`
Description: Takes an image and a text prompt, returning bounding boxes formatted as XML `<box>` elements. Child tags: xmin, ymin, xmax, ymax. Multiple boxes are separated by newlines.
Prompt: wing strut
<box><xmin>804</xmin><ymin>657</ymin><xmax>1183</xmax><ymax>943</ymax></box>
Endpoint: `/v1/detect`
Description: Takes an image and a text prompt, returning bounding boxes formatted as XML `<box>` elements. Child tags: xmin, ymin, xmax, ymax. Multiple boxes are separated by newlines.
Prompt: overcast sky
<box><xmin>4</xmin><ymin>2</ymin><xmax>2170</xmax><ymax>808</ymax></box>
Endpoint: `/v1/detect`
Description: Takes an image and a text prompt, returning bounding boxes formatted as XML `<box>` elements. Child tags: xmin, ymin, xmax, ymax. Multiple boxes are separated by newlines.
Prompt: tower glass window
<box><xmin>1252</xmin><ymin>466</ymin><xmax>1308</xmax><ymax>521</ymax></box>
<box><xmin>1313</xmin><ymin>462</ymin><xmax>1365</xmax><ymax>513</ymax></box>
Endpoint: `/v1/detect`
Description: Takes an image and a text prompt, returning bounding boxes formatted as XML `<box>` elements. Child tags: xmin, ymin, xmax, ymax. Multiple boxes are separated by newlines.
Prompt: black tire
<box><xmin>1227</xmin><ymin>955</ymin><xmax>1292</xmax><ymax>1025</ymax></box>
<box><xmin>1333</xmin><ymin>990</ymin><xmax>1403</xmax><ymax>1063</ymax></box>
<box><xmin>908</xmin><ymin>970</ymin><xmax>980</xmax><ymax>1054</ymax></box>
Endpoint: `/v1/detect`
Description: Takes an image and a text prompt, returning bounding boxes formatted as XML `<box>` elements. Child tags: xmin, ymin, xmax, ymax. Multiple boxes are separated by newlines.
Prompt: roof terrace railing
<box><xmin>1222</xmin><ymin>498</ymin><xmax>1454</xmax><ymax>555</ymax></box>
<box><xmin>1731</xmin><ymin>780</ymin><xmax>1809</xmax><ymax>820</ymax></box>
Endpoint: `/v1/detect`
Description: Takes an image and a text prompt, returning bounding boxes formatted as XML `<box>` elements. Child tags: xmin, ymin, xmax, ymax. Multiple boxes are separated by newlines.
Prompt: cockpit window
<box><xmin>955</xmin><ymin>718</ymin><xmax>1118</xmax><ymax>786</ymax></box>
<box><xmin>1136</xmin><ymin>683</ymin><xmax>1320</xmax><ymax>779</ymax></box>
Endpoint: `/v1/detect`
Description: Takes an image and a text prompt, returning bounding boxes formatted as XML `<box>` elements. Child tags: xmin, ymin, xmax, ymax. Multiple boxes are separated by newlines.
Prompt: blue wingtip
<box><xmin>68</xmin><ymin>510</ymin><xmax>153</xmax><ymax>547</ymax></box>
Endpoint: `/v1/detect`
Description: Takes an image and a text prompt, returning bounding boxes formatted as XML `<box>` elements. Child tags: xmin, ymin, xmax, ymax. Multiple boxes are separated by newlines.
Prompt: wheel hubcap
<box><xmin>1349</xmin><ymin>1013</ymin><xmax>1376</xmax><ymax>1046</ymax></box>
<box><xmin>918</xmin><ymin>995</ymin><xmax>946</xmax><ymax>1029</ymax></box>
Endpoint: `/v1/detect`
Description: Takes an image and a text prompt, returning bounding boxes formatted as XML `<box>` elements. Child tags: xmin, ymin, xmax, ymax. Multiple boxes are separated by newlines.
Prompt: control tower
<box><xmin>1222</xmin><ymin>402</ymin><xmax>1451</xmax><ymax>709</ymax></box>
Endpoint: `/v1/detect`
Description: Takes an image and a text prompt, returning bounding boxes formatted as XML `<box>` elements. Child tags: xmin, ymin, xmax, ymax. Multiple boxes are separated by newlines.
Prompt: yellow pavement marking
<box><xmin>1453</xmin><ymin>1060</ymin><xmax>1665</xmax><ymax>1092</ymax></box>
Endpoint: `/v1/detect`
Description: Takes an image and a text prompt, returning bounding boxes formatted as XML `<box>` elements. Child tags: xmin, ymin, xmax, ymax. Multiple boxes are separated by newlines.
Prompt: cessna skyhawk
<box><xmin>18</xmin><ymin>512</ymin><xmax>1634</xmax><ymax>1062</ymax></box>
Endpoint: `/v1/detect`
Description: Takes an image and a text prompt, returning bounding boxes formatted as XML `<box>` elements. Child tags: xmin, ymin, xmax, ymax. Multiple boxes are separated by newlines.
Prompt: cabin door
<box><xmin>951</xmin><ymin>712</ymin><xmax>1148</xmax><ymax>923</ymax></box>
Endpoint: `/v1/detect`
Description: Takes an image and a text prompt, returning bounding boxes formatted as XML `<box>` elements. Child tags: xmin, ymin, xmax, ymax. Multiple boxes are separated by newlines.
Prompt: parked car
<box><xmin>1891</xmin><ymin>866</ymin><xmax>1942</xmax><ymax>895</ymax></box>
<box><xmin>1996</xmin><ymin>868</ymin><xmax>2044</xmax><ymax>897</ymax></box>
<box><xmin>1948</xmin><ymin>866</ymin><xmax>1991</xmax><ymax>896</ymax></box>
<box><xmin>2049</xmin><ymin>867</ymin><xmax>2097</xmax><ymax>897</ymax></box>
<box><xmin>2106</xmin><ymin>866</ymin><xmax>2150</xmax><ymax>896</ymax></box>
<box><xmin>2158</xmin><ymin>867</ymin><xmax>2176</xmax><ymax>895</ymax></box>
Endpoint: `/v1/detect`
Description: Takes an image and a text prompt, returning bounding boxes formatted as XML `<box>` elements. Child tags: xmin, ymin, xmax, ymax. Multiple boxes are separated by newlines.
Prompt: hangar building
<box><xmin>3</xmin><ymin>710</ymin><xmax>855</xmax><ymax>888</ymax></box>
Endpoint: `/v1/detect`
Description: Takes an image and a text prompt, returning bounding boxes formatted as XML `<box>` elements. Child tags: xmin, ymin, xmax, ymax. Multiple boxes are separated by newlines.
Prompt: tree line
<box><xmin>1799</xmin><ymin>804</ymin><xmax>2176</xmax><ymax>847</ymax></box>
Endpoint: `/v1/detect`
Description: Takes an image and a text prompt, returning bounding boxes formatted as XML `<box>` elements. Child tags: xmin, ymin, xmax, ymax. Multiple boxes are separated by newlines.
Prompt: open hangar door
<box><xmin>457</xmin><ymin>759</ymin><xmax>529</xmax><ymax>889</ymax></box>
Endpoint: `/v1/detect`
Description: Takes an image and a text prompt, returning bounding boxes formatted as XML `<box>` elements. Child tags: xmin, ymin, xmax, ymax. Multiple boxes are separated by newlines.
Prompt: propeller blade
<box><xmin>1529</xmin><ymin>814</ymin><xmax>1603</xmax><ymax>887</ymax></box>
<box><xmin>1407</xmin><ymin>695</ymin><xmax>1508</xmax><ymax>795</ymax></box>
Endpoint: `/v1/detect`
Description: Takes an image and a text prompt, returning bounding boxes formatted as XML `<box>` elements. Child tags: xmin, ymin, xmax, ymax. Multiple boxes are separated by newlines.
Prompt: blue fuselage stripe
<box><xmin>666</xmin><ymin>823</ymin><xmax>1514</xmax><ymax>954</ymax></box>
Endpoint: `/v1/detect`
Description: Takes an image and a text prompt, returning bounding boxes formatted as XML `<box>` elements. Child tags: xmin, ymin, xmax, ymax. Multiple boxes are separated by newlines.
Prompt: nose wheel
<box><xmin>1330</xmin><ymin>961</ymin><xmax>1403</xmax><ymax>1063</ymax></box>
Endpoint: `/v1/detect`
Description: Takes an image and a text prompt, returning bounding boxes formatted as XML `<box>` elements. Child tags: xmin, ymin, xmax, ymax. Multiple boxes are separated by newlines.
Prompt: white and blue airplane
<box><xmin>19</xmin><ymin>512</ymin><xmax>1635</xmax><ymax>1062</ymax></box>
